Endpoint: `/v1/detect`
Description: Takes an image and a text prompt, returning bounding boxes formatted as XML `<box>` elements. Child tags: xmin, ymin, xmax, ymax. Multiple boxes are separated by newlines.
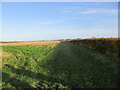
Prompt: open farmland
<box><xmin>0</xmin><ymin>39</ymin><xmax>119</xmax><ymax>88</ymax></box>
<box><xmin>1</xmin><ymin>41</ymin><xmax>60</xmax><ymax>46</ymax></box>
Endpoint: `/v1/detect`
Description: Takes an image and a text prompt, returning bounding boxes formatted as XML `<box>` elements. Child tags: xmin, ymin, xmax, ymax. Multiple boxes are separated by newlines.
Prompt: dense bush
<box><xmin>65</xmin><ymin>38</ymin><xmax>119</xmax><ymax>58</ymax></box>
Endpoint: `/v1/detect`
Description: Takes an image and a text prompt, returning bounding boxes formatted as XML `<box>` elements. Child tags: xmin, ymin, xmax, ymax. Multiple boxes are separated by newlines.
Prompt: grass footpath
<box><xmin>1</xmin><ymin>42</ymin><xmax>119</xmax><ymax>88</ymax></box>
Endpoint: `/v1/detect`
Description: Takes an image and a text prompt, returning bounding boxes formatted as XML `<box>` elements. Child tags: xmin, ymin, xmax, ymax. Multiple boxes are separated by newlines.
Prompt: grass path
<box><xmin>41</xmin><ymin>42</ymin><xmax>118</xmax><ymax>88</ymax></box>
<box><xmin>1</xmin><ymin>42</ymin><xmax>119</xmax><ymax>88</ymax></box>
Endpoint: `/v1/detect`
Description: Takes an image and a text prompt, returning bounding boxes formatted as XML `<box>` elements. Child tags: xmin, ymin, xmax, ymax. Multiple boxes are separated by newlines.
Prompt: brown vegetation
<box><xmin>0</xmin><ymin>49</ymin><xmax>13</xmax><ymax>57</ymax></box>
<box><xmin>64</xmin><ymin>38</ymin><xmax>119</xmax><ymax>58</ymax></box>
<box><xmin>1</xmin><ymin>41</ymin><xmax>60</xmax><ymax>46</ymax></box>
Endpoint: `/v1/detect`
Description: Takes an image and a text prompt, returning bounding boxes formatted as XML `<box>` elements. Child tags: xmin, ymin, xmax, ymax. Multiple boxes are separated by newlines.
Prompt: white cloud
<box><xmin>61</xmin><ymin>6</ymin><xmax>81</xmax><ymax>13</ymax></box>
<box><xmin>37</xmin><ymin>21</ymin><xmax>53</xmax><ymax>24</ymax></box>
<box><xmin>46</xmin><ymin>28</ymin><xmax>117</xmax><ymax>39</ymax></box>
<box><xmin>36</xmin><ymin>20</ymin><xmax>62</xmax><ymax>25</ymax></box>
<box><xmin>2</xmin><ymin>27</ymin><xmax>117</xmax><ymax>41</ymax></box>
<box><xmin>61</xmin><ymin>6</ymin><xmax>117</xmax><ymax>15</ymax></box>
<box><xmin>79</xmin><ymin>9</ymin><xmax>117</xmax><ymax>14</ymax></box>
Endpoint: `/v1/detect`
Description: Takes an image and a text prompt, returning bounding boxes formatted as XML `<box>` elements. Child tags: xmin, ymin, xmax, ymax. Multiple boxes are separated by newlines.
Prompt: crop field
<box><xmin>0</xmin><ymin>39</ymin><xmax>119</xmax><ymax>88</ymax></box>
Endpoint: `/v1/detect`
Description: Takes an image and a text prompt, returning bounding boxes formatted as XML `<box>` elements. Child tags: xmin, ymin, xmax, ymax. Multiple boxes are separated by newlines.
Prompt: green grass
<box><xmin>1</xmin><ymin>42</ymin><xmax>119</xmax><ymax>88</ymax></box>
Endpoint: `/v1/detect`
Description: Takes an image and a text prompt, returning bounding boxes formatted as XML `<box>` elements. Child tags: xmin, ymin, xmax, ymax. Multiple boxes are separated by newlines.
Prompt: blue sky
<box><xmin>2</xmin><ymin>2</ymin><xmax>118</xmax><ymax>41</ymax></box>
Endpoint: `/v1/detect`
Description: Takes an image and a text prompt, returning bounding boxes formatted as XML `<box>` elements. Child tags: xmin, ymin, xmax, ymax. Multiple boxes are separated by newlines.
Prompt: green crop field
<box><xmin>1</xmin><ymin>40</ymin><xmax>119</xmax><ymax>88</ymax></box>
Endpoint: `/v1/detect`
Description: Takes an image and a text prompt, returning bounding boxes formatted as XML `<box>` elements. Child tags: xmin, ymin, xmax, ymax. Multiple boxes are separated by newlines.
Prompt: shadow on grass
<box><xmin>4</xmin><ymin>64</ymin><xmax>64</xmax><ymax>85</ymax></box>
<box><xmin>39</xmin><ymin>42</ymin><xmax>119</xmax><ymax>88</ymax></box>
<box><xmin>2</xmin><ymin>72</ymin><xmax>33</xmax><ymax>88</ymax></box>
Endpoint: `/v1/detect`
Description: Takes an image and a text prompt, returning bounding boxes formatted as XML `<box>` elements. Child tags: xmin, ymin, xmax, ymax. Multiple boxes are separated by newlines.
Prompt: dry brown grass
<box><xmin>0</xmin><ymin>48</ymin><xmax>2</xmax><ymax>67</ymax></box>
<box><xmin>0</xmin><ymin>41</ymin><xmax>60</xmax><ymax>46</ymax></box>
<box><xmin>0</xmin><ymin>49</ymin><xmax>13</xmax><ymax>57</ymax></box>
<box><xmin>49</xmin><ymin>43</ymin><xmax>57</xmax><ymax>47</ymax></box>
<box><xmin>1</xmin><ymin>52</ymin><xmax>13</xmax><ymax>57</ymax></box>
<box><xmin>0</xmin><ymin>48</ymin><xmax>14</xmax><ymax>67</ymax></box>
<box><xmin>67</xmin><ymin>38</ymin><xmax>120</xmax><ymax>41</ymax></box>
<box><xmin>0</xmin><ymin>48</ymin><xmax>2</xmax><ymax>57</ymax></box>
<box><xmin>16</xmin><ymin>54</ymin><xmax>24</xmax><ymax>56</ymax></box>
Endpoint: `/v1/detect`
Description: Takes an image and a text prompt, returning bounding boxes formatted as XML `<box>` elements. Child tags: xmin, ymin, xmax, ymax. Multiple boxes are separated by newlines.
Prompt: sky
<box><xmin>1</xmin><ymin>2</ymin><xmax>118</xmax><ymax>41</ymax></box>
